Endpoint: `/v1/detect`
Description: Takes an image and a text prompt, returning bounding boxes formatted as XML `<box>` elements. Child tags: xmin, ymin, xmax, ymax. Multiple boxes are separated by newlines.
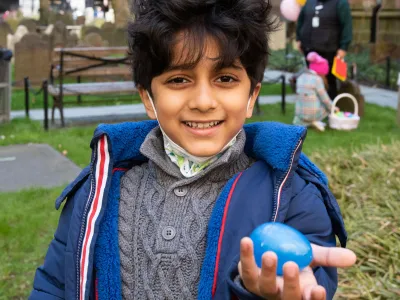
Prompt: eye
<box><xmin>167</xmin><ymin>77</ymin><xmax>189</xmax><ymax>84</ymax></box>
<box><xmin>216</xmin><ymin>75</ymin><xmax>237</xmax><ymax>83</ymax></box>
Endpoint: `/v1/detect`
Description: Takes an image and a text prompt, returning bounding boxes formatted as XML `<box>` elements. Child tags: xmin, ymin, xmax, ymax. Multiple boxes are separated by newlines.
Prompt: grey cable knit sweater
<box><xmin>118</xmin><ymin>127</ymin><xmax>253</xmax><ymax>299</ymax></box>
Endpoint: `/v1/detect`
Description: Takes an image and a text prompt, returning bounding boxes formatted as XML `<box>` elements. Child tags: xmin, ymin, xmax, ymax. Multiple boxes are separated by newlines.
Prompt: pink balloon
<box><xmin>280</xmin><ymin>0</ymin><xmax>301</xmax><ymax>22</ymax></box>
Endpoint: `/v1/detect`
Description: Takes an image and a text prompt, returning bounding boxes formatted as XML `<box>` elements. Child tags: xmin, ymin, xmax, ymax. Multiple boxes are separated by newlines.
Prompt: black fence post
<box><xmin>350</xmin><ymin>64</ymin><xmax>354</xmax><ymax>80</ymax></box>
<box><xmin>24</xmin><ymin>77</ymin><xmax>30</xmax><ymax>118</ymax></box>
<box><xmin>281</xmin><ymin>75</ymin><xmax>286</xmax><ymax>114</ymax></box>
<box><xmin>386</xmin><ymin>56</ymin><xmax>391</xmax><ymax>88</ymax></box>
<box><xmin>59</xmin><ymin>50</ymin><xmax>64</xmax><ymax>112</ymax></box>
<box><xmin>370</xmin><ymin>4</ymin><xmax>382</xmax><ymax>43</ymax></box>
<box><xmin>43</xmin><ymin>80</ymin><xmax>49</xmax><ymax>131</ymax></box>
<box><xmin>77</xmin><ymin>75</ymin><xmax>82</xmax><ymax>103</ymax></box>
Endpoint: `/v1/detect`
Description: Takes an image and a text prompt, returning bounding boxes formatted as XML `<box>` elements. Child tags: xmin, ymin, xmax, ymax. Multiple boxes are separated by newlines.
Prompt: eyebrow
<box><xmin>165</xmin><ymin>60</ymin><xmax>244</xmax><ymax>73</ymax></box>
<box><xmin>165</xmin><ymin>63</ymin><xmax>197</xmax><ymax>72</ymax></box>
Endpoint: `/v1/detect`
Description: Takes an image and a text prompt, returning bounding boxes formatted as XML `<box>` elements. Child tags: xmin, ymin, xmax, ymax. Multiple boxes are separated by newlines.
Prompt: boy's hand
<box><xmin>238</xmin><ymin>237</ymin><xmax>356</xmax><ymax>300</ymax></box>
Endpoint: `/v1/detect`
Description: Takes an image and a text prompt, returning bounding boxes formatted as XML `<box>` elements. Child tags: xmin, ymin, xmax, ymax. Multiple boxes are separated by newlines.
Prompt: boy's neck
<box><xmin>139</xmin><ymin>127</ymin><xmax>252</xmax><ymax>181</ymax></box>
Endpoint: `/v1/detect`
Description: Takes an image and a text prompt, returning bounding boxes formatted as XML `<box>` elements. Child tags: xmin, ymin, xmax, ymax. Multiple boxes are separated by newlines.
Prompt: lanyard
<box><xmin>315</xmin><ymin>1</ymin><xmax>324</xmax><ymax>15</ymax></box>
<box><xmin>312</xmin><ymin>1</ymin><xmax>323</xmax><ymax>28</ymax></box>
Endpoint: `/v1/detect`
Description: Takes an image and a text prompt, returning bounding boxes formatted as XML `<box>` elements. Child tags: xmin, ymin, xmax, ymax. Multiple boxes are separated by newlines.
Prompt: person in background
<box><xmin>294</xmin><ymin>52</ymin><xmax>336</xmax><ymax>132</ymax></box>
<box><xmin>296</xmin><ymin>0</ymin><xmax>352</xmax><ymax>100</ymax></box>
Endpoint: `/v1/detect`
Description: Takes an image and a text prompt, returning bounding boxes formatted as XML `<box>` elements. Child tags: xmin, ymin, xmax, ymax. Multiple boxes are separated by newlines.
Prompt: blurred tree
<box><xmin>40</xmin><ymin>0</ymin><xmax>50</xmax><ymax>24</ymax></box>
<box><xmin>112</xmin><ymin>0</ymin><xmax>130</xmax><ymax>28</ymax></box>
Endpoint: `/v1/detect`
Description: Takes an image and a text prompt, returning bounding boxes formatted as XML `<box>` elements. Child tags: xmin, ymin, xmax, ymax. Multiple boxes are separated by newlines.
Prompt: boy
<box><xmin>30</xmin><ymin>0</ymin><xmax>356</xmax><ymax>299</ymax></box>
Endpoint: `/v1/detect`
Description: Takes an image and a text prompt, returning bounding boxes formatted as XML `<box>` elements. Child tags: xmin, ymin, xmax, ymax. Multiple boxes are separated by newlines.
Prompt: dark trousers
<box><xmin>304</xmin><ymin>50</ymin><xmax>338</xmax><ymax>100</ymax></box>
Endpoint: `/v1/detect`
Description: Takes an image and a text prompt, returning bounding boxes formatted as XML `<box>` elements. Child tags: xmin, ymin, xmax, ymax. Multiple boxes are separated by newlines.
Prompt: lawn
<box><xmin>0</xmin><ymin>102</ymin><xmax>399</xmax><ymax>299</ymax></box>
<box><xmin>0</xmin><ymin>187</ymin><xmax>65</xmax><ymax>299</ymax></box>
<box><xmin>312</xmin><ymin>142</ymin><xmax>400</xmax><ymax>299</ymax></box>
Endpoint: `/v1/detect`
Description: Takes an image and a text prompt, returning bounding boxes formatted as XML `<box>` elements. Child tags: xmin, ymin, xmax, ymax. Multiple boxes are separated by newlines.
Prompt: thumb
<box><xmin>310</xmin><ymin>244</ymin><xmax>357</xmax><ymax>268</ymax></box>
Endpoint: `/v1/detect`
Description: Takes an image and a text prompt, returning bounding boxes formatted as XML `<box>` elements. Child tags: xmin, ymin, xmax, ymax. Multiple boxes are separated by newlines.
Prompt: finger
<box><xmin>239</xmin><ymin>237</ymin><xmax>260</xmax><ymax>293</ymax></box>
<box><xmin>302</xmin><ymin>278</ymin><xmax>324</xmax><ymax>300</ymax></box>
<box><xmin>282</xmin><ymin>262</ymin><xmax>301</xmax><ymax>299</ymax></box>
<box><xmin>310</xmin><ymin>244</ymin><xmax>357</xmax><ymax>268</ymax></box>
<box><xmin>295</xmin><ymin>267</ymin><xmax>319</xmax><ymax>300</ymax></box>
<box><xmin>300</xmin><ymin>266</ymin><xmax>317</xmax><ymax>284</ymax></box>
<box><xmin>259</xmin><ymin>251</ymin><xmax>279</xmax><ymax>297</ymax></box>
<box><xmin>309</xmin><ymin>286</ymin><xmax>326</xmax><ymax>300</ymax></box>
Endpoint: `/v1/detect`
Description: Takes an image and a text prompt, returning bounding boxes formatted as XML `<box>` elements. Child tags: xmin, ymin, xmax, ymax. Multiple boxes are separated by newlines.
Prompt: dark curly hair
<box><xmin>128</xmin><ymin>0</ymin><xmax>277</xmax><ymax>94</ymax></box>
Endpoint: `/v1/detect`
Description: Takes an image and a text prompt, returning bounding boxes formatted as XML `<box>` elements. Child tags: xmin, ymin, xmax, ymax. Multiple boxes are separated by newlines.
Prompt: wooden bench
<box><xmin>45</xmin><ymin>46</ymin><xmax>138</xmax><ymax>126</ymax></box>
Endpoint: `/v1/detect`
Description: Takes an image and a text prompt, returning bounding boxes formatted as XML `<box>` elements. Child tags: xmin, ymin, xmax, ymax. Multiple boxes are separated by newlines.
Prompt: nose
<box><xmin>188</xmin><ymin>82</ymin><xmax>218</xmax><ymax>112</ymax></box>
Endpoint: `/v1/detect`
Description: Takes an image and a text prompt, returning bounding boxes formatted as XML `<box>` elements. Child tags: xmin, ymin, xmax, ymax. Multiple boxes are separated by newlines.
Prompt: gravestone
<box><xmin>76</xmin><ymin>16</ymin><xmax>86</xmax><ymax>26</ymax></box>
<box><xmin>18</xmin><ymin>18</ymin><xmax>37</xmax><ymax>33</ymax></box>
<box><xmin>7</xmin><ymin>25</ymin><xmax>28</xmax><ymax>57</ymax></box>
<box><xmin>66</xmin><ymin>33</ymin><xmax>79</xmax><ymax>47</ymax></box>
<box><xmin>100</xmin><ymin>22</ymin><xmax>116</xmax><ymax>45</ymax></box>
<box><xmin>99</xmin><ymin>23</ymin><xmax>127</xmax><ymax>46</ymax></box>
<box><xmin>41</xmin><ymin>33</ymin><xmax>51</xmax><ymax>49</ymax></box>
<box><xmin>51</xmin><ymin>21</ymin><xmax>68</xmax><ymax>48</ymax></box>
<box><xmin>110</xmin><ymin>27</ymin><xmax>128</xmax><ymax>47</ymax></box>
<box><xmin>81</xmin><ymin>25</ymin><xmax>101</xmax><ymax>38</ymax></box>
<box><xmin>43</xmin><ymin>24</ymin><xmax>54</xmax><ymax>35</ymax></box>
<box><xmin>67</xmin><ymin>25</ymin><xmax>82</xmax><ymax>39</ymax></box>
<box><xmin>81</xmin><ymin>26</ymin><xmax>101</xmax><ymax>39</ymax></box>
<box><xmin>15</xmin><ymin>33</ymin><xmax>50</xmax><ymax>87</ymax></box>
<box><xmin>0</xmin><ymin>22</ymin><xmax>13</xmax><ymax>47</ymax></box>
<box><xmin>81</xmin><ymin>32</ymin><xmax>109</xmax><ymax>47</ymax></box>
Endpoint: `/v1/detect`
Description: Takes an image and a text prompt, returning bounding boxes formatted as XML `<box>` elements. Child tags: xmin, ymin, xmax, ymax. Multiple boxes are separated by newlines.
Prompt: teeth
<box><xmin>185</xmin><ymin>121</ymin><xmax>220</xmax><ymax>128</ymax></box>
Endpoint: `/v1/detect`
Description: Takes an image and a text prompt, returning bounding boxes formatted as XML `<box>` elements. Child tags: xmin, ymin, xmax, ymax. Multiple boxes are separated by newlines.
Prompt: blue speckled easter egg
<box><xmin>249</xmin><ymin>222</ymin><xmax>313</xmax><ymax>275</ymax></box>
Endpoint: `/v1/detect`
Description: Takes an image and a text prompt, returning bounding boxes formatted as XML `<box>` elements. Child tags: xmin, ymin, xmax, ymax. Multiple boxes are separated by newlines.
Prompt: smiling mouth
<box><xmin>183</xmin><ymin>121</ymin><xmax>223</xmax><ymax>129</ymax></box>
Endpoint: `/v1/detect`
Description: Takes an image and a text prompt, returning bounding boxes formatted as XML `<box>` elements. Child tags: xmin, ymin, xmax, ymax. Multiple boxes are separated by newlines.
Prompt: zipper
<box><xmin>271</xmin><ymin>139</ymin><xmax>303</xmax><ymax>222</ymax></box>
<box><xmin>76</xmin><ymin>143</ymin><xmax>98</xmax><ymax>300</ymax></box>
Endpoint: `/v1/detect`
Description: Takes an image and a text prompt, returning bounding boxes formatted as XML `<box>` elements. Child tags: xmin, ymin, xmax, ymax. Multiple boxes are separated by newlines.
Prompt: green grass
<box><xmin>310</xmin><ymin>143</ymin><xmax>400</xmax><ymax>299</ymax></box>
<box><xmin>11</xmin><ymin>83</ymin><xmax>293</xmax><ymax>111</ymax></box>
<box><xmin>0</xmin><ymin>102</ymin><xmax>399</xmax><ymax>299</ymax></box>
<box><xmin>0</xmin><ymin>187</ymin><xmax>64</xmax><ymax>300</ymax></box>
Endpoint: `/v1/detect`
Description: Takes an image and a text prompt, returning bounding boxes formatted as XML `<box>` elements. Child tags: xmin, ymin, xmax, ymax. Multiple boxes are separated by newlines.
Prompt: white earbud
<box><xmin>146</xmin><ymin>91</ymin><xmax>158</xmax><ymax>119</ymax></box>
<box><xmin>247</xmin><ymin>96</ymin><xmax>252</xmax><ymax>112</ymax></box>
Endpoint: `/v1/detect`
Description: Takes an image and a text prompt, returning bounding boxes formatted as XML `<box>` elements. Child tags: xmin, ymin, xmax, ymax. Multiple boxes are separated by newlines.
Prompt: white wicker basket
<box><xmin>328</xmin><ymin>93</ymin><xmax>360</xmax><ymax>130</ymax></box>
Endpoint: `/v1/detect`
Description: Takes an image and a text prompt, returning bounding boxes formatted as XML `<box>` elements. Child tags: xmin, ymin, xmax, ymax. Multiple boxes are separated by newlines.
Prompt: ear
<box><xmin>138</xmin><ymin>87</ymin><xmax>157</xmax><ymax>120</ymax></box>
<box><xmin>246</xmin><ymin>83</ymin><xmax>261</xmax><ymax>118</ymax></box>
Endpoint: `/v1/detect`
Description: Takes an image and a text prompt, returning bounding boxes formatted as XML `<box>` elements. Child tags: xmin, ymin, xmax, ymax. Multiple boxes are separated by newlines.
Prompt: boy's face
<box><xmin>139</xmin><ymin>37</ymin><xmax>261</xmax><ymax>157</ymax></box>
